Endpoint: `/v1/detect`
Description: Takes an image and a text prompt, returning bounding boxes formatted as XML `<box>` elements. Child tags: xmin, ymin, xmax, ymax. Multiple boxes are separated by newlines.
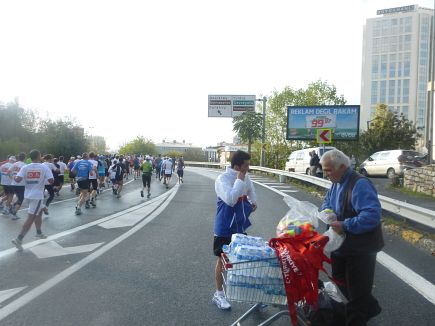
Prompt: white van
<box><xmin>285</xmin><ymin>146</ymin><xmax>336</xmax><ymax>174</ymax></box>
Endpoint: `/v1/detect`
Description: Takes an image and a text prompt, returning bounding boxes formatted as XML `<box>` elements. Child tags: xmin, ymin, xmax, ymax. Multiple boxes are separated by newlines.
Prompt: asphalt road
<box><xmin>0</xmin><ymin>168</ymin><xmax>433</xmax><ymax>325</ymax></box>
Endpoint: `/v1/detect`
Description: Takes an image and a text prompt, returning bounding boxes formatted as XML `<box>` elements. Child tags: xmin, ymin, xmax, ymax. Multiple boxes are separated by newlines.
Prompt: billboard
<box><xmin>208</xmin><ymin>95</ymin><xmax>256</xmax><ymax>117</ymax></box>
<box><xmin>286</xmin><ymin>105</ymin><xmax>360</xmax><ymax>141</ymax></box>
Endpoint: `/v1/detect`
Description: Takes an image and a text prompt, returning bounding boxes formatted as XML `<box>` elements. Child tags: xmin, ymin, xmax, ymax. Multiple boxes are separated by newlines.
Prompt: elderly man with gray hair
<box><xmin>320</xmin><ymin>149</ymin><xmax>383</xmax><ymax>326</ymax></box>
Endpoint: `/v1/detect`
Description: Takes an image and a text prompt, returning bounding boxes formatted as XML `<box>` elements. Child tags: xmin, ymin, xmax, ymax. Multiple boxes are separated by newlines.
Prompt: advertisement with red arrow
<box><xmin>316</xmin><ymin>128</ymin><xmax>332</xmax><ymax>144</ymax></box>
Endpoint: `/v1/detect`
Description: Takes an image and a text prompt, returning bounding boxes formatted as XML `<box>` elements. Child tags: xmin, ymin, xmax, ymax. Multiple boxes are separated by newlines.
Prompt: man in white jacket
<box><xmin>212</xmin><ymin>150</ymin><xmax>257</xmax><ymax>310</ymax></box>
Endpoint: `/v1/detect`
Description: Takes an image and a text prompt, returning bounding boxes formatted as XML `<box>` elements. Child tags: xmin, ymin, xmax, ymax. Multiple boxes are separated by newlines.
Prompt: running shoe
<box><xmin>42</xmin><ymin>207</ymin><xmax>49</xmax><ymax>215</ymax></box>
<box><xmin>75</xmin><ymin>207</ymin><xmax>82</xmax><ymax>215</ymax></box>
<box><xmin>12</xmin><ymin>238</ymin><xmax>23</xmax><ymax>251</ymax></box>
<box><xmin>85</xmin><ymin>201</ymin><xmax>90</xmax><ymax>209</ymax></box>
<box><xmin>212</xmin><ymin>293</ymin><xmax>231</xmax><ymax>310</ymax></box>
<box><xmin>140</xmin><ymin>190</ymin><xmax>144</xmax><ymax>198</ymax></box>
<box><xmin>90</xmin><ymin>199</ymin><xmax>96</xmax><ymax>207</ymax></box>
<box><xmin>147</xmin><ymin>193</ymin><xmax>151</xmax><ymax>198</ymax></box>
<box><xmin>2</xmin><ymin>208</ymin><xmax>10</xmax><ymax>215</ymax></box>
<box><xmin>35</xmin><ymin>233</ymin><xmax>47</xmax><ymax>239</ymax></box>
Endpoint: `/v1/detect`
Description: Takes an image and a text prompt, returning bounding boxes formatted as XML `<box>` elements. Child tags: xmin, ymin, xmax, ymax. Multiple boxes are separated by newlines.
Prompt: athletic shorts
<box><xmin>98</xmin><ymin>172</ymin><xmax>105</xmax><ymax>177</ymax></box>
<box><xmin>213</xmin><ymin>236</ymin><xmax>232</xmax><ymax>257</ymax></box>
<box><xmin>142</xmin><ymin>174</ymin><xmax>151</xmax><ymax>188</ymax></box>
<box><xmin>165</xmin><ymin>173</ymin><xmax>172</xmax><ymax>178</ymax></box>
<box><xmin>28</xmin><ymin>199</ymin><xmax>44</xmax><ymax>215</ymax></box>
<box><xmin>177</xmin><ymin>170</ymin><xmax>184</xmax><ymax>178</ymax></box>
<box><xmin>134</xmin><ymin>166</ymin><xmax>140</xmax><ymax>171</ymax></box>
<box><xmin>58</xmin><ymin>175</ymin><xmax>65</xmax><ymax>184</ymax></box>
<box><xmin>90</xmin><ymin>179</ymin><xmax>98</xmax><ymax>191</ymax></box>
<box><xmin>2</xmin><ymin>185</ymin><xmax>14</xmax><ymax>194</ymax></box>
<box><xmin>116</xmin><ymin>178</ymin><xmax>123</xmax><ymax>185</ymax></box>
<box><xmin>77</xmin><ymin>179</ymin><xmax>90</xmax><ymax>190</ymax></box>
<box><xmin>111</xmin><ymin>178</ymin><xmax>116</xmax><ymax>184</ymax></box>
<box><xmin>13</xmin><ymin>186</ymin><xmax>25</xmax><ymax>203</ymax></box>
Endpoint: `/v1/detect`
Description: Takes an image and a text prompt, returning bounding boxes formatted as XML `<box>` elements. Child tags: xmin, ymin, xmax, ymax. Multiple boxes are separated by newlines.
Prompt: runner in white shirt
<box><xmin>12</xmin><ymin>149</ymin><xmax>54</xmax><ymax>251</ymax></box>
<box><xmin>162</xmin><ymin>158</ymin><xmax>173</xmax><ymax>189</ymax></box>
<box><xmin>43</xmin><ymin>154</ymin><xmax>59</xmax><ymax>215</ymax></box>
<box><xmin>0</xmin><ymin>155</ymin><xmax>16</xmax><ymax>215</ymax></box>
<box><xmin>9</xmin><ymin>152</ymin><xmax>27</xmax><ymax>218</ymax></box>
<box><xmin>54</xmin><ymin>156</ymin><xmax>67</xmax><ymax>196</ymax></box>
<box><xmin>87</xmin><ymin>152</ymin><xmax>99</xmax><ymax>208</ymax></box>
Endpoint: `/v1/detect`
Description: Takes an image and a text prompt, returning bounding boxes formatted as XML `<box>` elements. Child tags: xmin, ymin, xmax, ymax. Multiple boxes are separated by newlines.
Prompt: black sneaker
<box><xmin>90</xmin><ymin>200</ymin><xmax>96</xmax><ymax>207</ymax></box>
<box><xmin>85</xmin><ymin>201</ymin><xmax>90</xmax><ymax>209</ymax></box>
<box><xmin>140</xmin><ymin>190</ymin><xmax>144</xmax><ymax>198</ymax></box>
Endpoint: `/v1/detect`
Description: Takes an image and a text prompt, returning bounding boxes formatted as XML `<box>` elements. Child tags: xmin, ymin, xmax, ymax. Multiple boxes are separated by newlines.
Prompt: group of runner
<box><xmin>0</xmin><ymin>151</ymin><xmax>186</xmax><ymax>251</ymax></box>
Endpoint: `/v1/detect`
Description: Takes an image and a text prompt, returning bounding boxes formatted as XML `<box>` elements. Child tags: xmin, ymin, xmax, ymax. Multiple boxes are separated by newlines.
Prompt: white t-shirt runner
<box><xmin>43</xmin><ymin>162</ymin><xmax>58</xmax><ymax>185</ymax></box>
<box><xmin>0</xmin><ymin>162</ymin><xmax>13</xmax><ymax>186</ymax></box>
<box><xmin>58</xmin><ymin>161</ymin><xmax>67</xmax><ymax>176</ymax></box>
<box><xmin>10</xmin><ymin>161</ymin><xmax>26</xmax><ymax>186</ymax></box>
<box><xmin>17</xmin><ymin>163</ymin><xmax>54</xmax><ymax>200</ymax></box>
<box><xmin>88</xmin><ymin>159</ymin><xmax>98</xmax><ymax>180</ymax></box>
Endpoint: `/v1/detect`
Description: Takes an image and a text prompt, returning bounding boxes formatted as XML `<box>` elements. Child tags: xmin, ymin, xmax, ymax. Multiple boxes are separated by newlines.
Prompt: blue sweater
<box><xmin>321</xmin><ymin>168</ymin><xmax>381</xmax><ymax>234</ymax></box>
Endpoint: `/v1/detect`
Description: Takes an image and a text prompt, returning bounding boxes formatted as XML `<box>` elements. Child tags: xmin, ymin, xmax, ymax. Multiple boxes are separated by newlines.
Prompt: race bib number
<box><xmin>27</xmin><ymin>171</ymin><xmax>41</xmax><ymax>179</ymax></box>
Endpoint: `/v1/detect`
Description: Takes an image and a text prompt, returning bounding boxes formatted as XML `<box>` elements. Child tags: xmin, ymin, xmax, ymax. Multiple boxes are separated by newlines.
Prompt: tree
<box><xmin>265</xmin><ymin>80</ymin><xmax>346</xmax><ymax>169</ymax></box>
<box><xmin>232</xmin><ymin>111</ymin><xmax>262</xmax><ymax>155</ymax></box>
<box><xmin>359</xmin><ymin>104</ymin><xmax>419</xmax><ymax>158</ymax></box>
<box><xmin>119</xmin><ymin>136</ymin><xmax>156</xmax><ymax>156</ymax></box>
<box><xmin>183</xmin><ymin>148</ymin><xmax>206</xmax><ymax>161</ymax></box>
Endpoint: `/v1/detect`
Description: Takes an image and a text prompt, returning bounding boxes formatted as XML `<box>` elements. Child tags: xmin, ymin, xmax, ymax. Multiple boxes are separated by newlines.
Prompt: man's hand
<box><xmin>237</xmin><ymin>170</ymin><xmax>246</xmax><ymax>181</ymax></box>
<box><xmin>251</xmin><ymin>202</ymin><xmax>257</xmax><ymax>212</ymax></box>
<box><xmin>330</xmin><ymin>221</ymin><xmax>345</xmax><ymax>234</ymax></box>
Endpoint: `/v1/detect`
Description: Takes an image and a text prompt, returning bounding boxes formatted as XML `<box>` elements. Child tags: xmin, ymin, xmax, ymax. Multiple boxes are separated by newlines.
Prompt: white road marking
<box><xmin>281</xmin><ymin>189</ymin><xmax>299</xmax><ymax>193</ymax></box>
<box><xmin>0</xmin><ymin>287</ymin><xmax>27</xmax><ymax>305</ymax></box>
<box><xmin>98</xmin><ymin>200</ymin><xmax>161</xmax><ymax>229</ymax></box>
<box><xmin>0</xmin><ymin>191</ymin><xmax>171</xmax><ymax>259</ymax></box>
<box><xmin>377</xmin><ymin>251</ymin><xmax>435</xmax><ymax>305</ymax></box>
<box><xmin>253</xmin><ymin>180</ymin><xmax>435</xmax><ymax>306</ymax></box>
<box><xmin>0</xmin><ymin>184</ymin><xmax>179</xmax><ymax>321</ymax></box>
<box><xmin>30</xmin><ymin>241</ymin><xmax>103</xmax><ymax>259</ymax></box>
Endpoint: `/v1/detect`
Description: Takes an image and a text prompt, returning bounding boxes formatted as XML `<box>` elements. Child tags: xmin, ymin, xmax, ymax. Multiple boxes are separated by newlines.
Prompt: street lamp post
<box><xmin>256</xmin><ymin>96</ymin><xmax>267</xmax><ymax>167</ymax></box>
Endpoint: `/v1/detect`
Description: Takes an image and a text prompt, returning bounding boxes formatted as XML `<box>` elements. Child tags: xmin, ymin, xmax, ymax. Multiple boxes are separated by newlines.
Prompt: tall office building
<box><xmin>360</xmin><ymin>5</ymin><xmax>433</xmax><ymax>140</ymax></box>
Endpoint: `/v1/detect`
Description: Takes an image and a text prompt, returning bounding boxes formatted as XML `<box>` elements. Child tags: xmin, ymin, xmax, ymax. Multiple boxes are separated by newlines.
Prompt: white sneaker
<box><xmin>212</xmin><ymin>293</ymin><xmax>231</xmax><ymax>310</ymax></box>
<box><xmin>12</xmin><ymin>238</ymin><xmax>23</xmax><ymax>251</ymax></box>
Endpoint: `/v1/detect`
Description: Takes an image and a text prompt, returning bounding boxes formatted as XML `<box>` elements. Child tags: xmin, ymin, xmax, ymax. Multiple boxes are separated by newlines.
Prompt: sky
<box><xmin>1</xmin><ymin>0</ymin><xmax>434</xmax><ymax>151</ymax></box>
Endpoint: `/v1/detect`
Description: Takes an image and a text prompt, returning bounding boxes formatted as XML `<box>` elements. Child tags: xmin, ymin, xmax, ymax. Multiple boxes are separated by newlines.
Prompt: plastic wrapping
<box><xmin>276</xmin><ymin>195</ymin><xmax>319</xmax><ymax>238</ymax></box>
<box><xmin>323</xmin><ymin>228</ymin><xmax>345</xmax><ymax>253</ymax></box>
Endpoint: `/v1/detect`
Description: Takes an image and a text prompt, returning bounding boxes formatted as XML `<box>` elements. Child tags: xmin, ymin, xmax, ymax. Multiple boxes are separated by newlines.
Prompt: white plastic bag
<box><xmin>323</xmin><ymin>228</ymin><xmax>345</xmax><ymax>253</ymax></box>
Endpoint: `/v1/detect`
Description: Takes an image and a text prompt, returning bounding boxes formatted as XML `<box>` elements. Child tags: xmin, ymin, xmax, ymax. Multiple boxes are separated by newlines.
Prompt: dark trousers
<box><xmin>331</xmin><ymin>252</ymin><xmax>381</xmax><ymax>326</ymax></box>
<box><xmin>45</xmin><ymin>185</ymin><xmax>55</xmax><ymax>207</ymax></box>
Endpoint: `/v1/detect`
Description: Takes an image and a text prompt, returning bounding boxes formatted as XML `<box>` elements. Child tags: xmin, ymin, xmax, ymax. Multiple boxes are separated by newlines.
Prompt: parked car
<box><xmin>359</xmin><ymin>150</ymin><xmax>427</xmax><ymax>178</ymax></box>
<box><xmin>285</xmin><ymin>146</ymin><xmax>336</xmax><ymax>174</ymax></box>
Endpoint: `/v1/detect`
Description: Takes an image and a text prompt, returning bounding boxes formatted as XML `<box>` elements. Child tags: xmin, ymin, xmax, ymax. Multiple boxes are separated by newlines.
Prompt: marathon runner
<box><xmin>1</xmin><ymin>156</ymin><xmax>16</xmax><ymax>215</ymax></box>
<box><xmin>140</xmin><ymin>156</ymin><xmax>153</xmax><ymax>198</ymax></box>
<box><xmin>87</xmin><ymin>152</ymin><xmax>99</xmax><ymax>208</ymax></box>
<box><xmin>55</xmin><ymin>156</ymin><xmax>67</xmax><ymax>196</ymax></box>
<box><xmin>72</xmin><ymin>153</ymin><xmax>93</xmax><ymax>215</ymax></box>
<box><xmin>42</xmin><ymin>154</ymin><xmax>59</xmax><ymax>215</ymax></box>
<box><xmin>12</xmin><ymin>149</ymin><xmax>54</xmax><ymax>251</ymax></box>
<box><xmin>9</xmin><ymin>153</ymin><xmax>27</xmax><ymax>219</ymax></box>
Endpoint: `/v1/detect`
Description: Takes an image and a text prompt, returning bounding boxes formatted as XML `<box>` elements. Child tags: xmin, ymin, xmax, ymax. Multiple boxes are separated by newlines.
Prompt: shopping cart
<box><xmin>221</xmin><ymin>253</ymin><xmax>309</xmax><ymax>326</ymax></box>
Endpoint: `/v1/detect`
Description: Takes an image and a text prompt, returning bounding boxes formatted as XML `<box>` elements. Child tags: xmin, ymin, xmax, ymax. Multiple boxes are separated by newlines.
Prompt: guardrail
<box><xmin>185</xmin><ymin>161</ymin><xmax>435</xmax><ymax>230</ymax></box>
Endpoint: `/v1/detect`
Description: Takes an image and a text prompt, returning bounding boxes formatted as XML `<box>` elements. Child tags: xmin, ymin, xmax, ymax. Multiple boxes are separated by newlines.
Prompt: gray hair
<box><xmin>320</xmin><ymin>149</ymin><xmax>351</xmax><ymax>169</ymax></box>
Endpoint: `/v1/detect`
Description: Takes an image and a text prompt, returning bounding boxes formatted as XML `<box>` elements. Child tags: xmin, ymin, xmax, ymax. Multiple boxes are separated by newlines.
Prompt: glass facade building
<box><xmin>360</xmin><ymin>5</ymin><xmax>433</xmax><ymax>136</ymax></box>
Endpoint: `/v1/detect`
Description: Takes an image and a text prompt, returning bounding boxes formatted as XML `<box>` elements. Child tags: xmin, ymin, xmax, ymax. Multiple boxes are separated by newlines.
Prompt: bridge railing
<box><xmin>185</xmin><ymin>161</ymin><xmax>435</xmax><ymax>230</ymax></box>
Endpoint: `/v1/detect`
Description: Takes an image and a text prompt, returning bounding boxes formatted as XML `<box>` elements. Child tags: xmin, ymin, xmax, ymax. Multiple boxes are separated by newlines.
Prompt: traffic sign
<box><xmin>316</xmin><ymin>128</ymin><xmax>332</xmax><ymax>144</ymax></box>
<box><xmin>208</xmin><ymin>95</ymin><xmax>256</xmax><ymax>117</ymax></box>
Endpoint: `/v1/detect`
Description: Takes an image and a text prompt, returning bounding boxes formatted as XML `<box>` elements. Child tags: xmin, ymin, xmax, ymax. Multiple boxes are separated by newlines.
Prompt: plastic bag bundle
<box><xmin>276</xmin><ymin>195</ymin><xmax>319</xmax><ymax>238</ymax></box>
<box><xmin>323</xmin><ymin>228</ymin><xmax>345</xmax><ymax>253</ymax></box>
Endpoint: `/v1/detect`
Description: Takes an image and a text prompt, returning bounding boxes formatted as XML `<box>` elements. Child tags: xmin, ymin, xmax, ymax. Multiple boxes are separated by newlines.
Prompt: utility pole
<box><xmin>257</xmin><ymin>96</ymin><xmax>267</xmax><ymax>167</ymax></box>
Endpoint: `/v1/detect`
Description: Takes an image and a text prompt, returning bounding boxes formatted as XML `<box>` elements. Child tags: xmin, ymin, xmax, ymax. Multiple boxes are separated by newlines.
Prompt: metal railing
<box><xmin>185</xmin><ymin>161</ymin><xmax>435</xmax><ymax>230</ymax></box>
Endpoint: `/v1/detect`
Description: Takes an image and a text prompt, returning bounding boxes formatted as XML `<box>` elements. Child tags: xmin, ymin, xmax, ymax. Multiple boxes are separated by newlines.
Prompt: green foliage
<box><xmin>183</xmin><ymin>148</ymin><xmax>206</xmax><ymax>161</ymax></box>
<box><xmin>232</xmin><ymin>111</ymin><xmax>263</xmax><ymax>154</ymax></box>
<box><xmin>265</xmin><ymin>80</ymin><xmax>346</xmax><ymax>169</ymax></box>
<box><xmin>359</xmin><ymin>104</ymin><xmax>419</xmax><ymax>158</ymax></box>
<box><xmin>0</xmin><ymin>101</ymin><xmax>90</xmax><ymax>159</ymax></box>
<box><xmin>165</xmin><ymin>150</ymin><xmax>184</xmax><ymax>159</ymax></box>
<box><xmin>119</xmin><ymin>136</ymin><xmax>156</xmax><ymax>156</ymax></box>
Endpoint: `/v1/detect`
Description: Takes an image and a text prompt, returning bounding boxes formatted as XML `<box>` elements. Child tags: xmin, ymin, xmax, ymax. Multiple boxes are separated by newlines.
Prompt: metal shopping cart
<box><xmin>221</xmin><ymin>253</ymin><xmax>309</xmax><ymax>326</ymax></box>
